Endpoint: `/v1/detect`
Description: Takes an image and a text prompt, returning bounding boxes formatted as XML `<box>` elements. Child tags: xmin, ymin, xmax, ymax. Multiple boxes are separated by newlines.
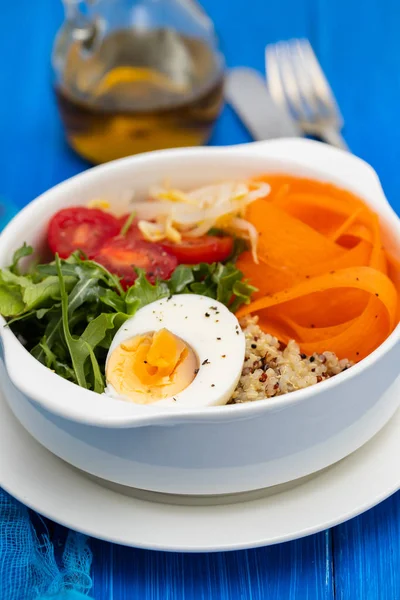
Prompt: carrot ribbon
<box><xmin>236</xmin><ymin>176</ymin><xmax>399</xmax><ymax>362</ymax></box>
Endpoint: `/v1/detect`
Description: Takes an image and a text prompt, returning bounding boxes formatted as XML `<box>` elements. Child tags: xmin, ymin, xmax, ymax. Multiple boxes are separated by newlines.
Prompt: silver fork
<box><xmin>265</xmin><ymin>39</ymin><xmax>349</xmax><ymax>150</ymax></box>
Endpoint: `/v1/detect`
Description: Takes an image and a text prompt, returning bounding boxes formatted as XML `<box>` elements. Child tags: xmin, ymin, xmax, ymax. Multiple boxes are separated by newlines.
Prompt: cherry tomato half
<box><xmin>48</xmin><ymin>207</ymin><xmax>120</xmax><ymax>259</ymax></box>
<box><xmin>93</xmin><ymin>237</ymin><xmax>178</xmax><ymax>289</ymax></box>
<box><xmin>161</xmin><ymin>236</ymin><xmax>234</xmax><ymax>264</ymax></box>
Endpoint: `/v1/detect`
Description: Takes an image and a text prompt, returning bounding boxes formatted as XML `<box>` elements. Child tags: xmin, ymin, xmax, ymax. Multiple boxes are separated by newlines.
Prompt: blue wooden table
<box><xmin>2</xmin><ymin>0</ymin><xmax>400</xmax><ymax>598</ymax></box>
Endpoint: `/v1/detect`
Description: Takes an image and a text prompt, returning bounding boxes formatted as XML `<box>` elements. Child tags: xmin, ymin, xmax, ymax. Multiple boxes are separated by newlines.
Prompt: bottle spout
<box><xmin>61</xmin><ymin>0</ymin><xmax>100</xmax><ymax>50</ymax></box>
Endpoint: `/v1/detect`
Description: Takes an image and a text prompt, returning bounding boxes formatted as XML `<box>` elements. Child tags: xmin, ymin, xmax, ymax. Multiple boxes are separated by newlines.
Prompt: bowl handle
<box><xmin>231</xmin><ymin>138</ymin><xmax>397</xmax><ymax>219</ymax></box>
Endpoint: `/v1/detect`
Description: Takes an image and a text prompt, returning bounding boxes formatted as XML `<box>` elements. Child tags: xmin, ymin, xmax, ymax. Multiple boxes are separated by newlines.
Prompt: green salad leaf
<box><xmin>0</xmin><ymin>243</ymin><xmax>257</xmax><ymax>393</ymax></box>
<box><xmin>9</xmin><ymin>243</ymin><xmax>33</xmax><ymax>274</ymax></box>
<box><xmin>0</xmin><ymin>279</ymin><xmax>25</xmax><ymax>317</ymax></box>
<box><xmin>125</xmin><ymin>270</ymin><xmax>169</xmax><ymax>312</ymax></box>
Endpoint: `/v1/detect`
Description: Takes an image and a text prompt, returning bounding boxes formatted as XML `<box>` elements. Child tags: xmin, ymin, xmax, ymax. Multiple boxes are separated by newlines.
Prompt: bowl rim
<box><xmin>0</xmin><ymin>138</ymin><xmax>399</xmax><ymax>428</ymax></box>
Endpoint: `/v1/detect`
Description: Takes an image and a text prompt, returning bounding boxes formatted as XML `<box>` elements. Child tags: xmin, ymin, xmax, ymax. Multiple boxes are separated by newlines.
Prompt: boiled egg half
<box><xmin>105</xmin><ymin>294</ymin><xmax>245</xmax><ymax>407</ymax></box>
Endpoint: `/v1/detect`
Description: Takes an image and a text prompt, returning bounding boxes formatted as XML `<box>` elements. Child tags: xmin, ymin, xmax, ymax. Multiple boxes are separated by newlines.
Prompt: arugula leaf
<box><xmin>125</xmin><ymin>270</ymin><xmax>169</xmax><ymax>314</ymax></box>
<box><xmin>36</xmin><ymin>306</ymin><xmax>59</xmax><ymax>320</ymax></box>
<box><xmin>33</xmin><ymin>272</ymin><xmax>103</xmax><ymax>365</ymax></box>
<box><xmin>168</xmin><ymin>265</ymin><xmax>195</xmax><ymax>293</ymax></box>
<box><xmin>228</xmin><ymin>237</ymin><xmax>249</xmax><ymax>263</ymax></box>
<box><xmin>120</xmin><ymin>211</ymin><xmax>137</xmax><ymax>237</ymax></box>
<box><xmin>99</xmin><ymin>289</ymin><xmax>127</xmax><ymax>313</ymax></box>
<box><xmin>38</xmin><ymin>253</ymin><xmax>124</xmax><ymax>294</ymax></box>
<box><xmin>229</xmin><ymin>280</ymin><xmax>258</xmax><ymax>312</ymax></box>
<box><xmin>212</xmin><ymin>263</ymin><xmax>243</xmax><ymax>306</ymax></box>
<box><xmin>55</xmin><ymin>256</ymin><xmax>129</xmax><ymax>391</ymax></box>
<box><xmin>87</xmin><ymin>345</ymin><xmax>105</xmax><ymax>393</ymax></box>
<box><xmin>206</xmin><ymin>227</ymin><xmax>228</xmax><ymax>237</ymax></box>
<box><xmin>56</xmin><ymin>255</ymin><xmax>91</xmax><ymax>388</ymax></box>
<box><xmin>9</xmin><ymin>243</ymin><xmax>33</xmax><ymax>274</ymax></box>
<box><xmin>81</xmin><ymin>312</ymin><xmax>129</xmax><ymax>349</ymax></box>
<box><xmin>38</xmin><ymin>337</ymin><xmax>75</xmax><ymax>379</ymax></box>
<box><xmin>191</xmin><ymin>262</ymin><xmax>213</xmax><ymax>281</ymax></box>
<box><xmin>190</xmin><ymin>279</ymin><xmax>217</xmax><ymax>298</ymax></box>
<box><xmin>164</xmin><ymin>262</ymin><xmax>256</xmax><ymax>311</ymax></box>
<box><xmin>205</xmin><ymin>230</ymin><xmax>248</xmax><ymax>264</ymax></box>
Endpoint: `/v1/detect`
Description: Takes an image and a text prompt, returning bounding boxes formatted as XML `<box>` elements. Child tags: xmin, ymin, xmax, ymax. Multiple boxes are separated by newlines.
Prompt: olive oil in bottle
<box><xmin>54</xmin><ymin>28</ymin><xmax>224</xmax><ymax>163</ymax></box>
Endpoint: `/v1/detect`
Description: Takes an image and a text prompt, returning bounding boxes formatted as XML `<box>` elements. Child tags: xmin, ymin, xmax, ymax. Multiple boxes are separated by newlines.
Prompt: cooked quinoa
<box><xmin>230</xmin><ymin>316</ymin><xmax>353</xmax><ymax>403</ymax></box>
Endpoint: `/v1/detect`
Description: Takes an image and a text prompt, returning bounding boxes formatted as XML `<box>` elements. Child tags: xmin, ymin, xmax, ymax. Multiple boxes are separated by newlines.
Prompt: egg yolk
<box><xmin>106</xmin><ymin>328</ymin><xmax>198</xmax><ymax>404</ymax></box>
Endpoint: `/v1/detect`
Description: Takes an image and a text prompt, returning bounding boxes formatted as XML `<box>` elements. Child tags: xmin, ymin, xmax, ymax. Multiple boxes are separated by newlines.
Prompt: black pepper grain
<box><xmin>202</xmin><ymin>359</ymin><xmax>210</xmax><ymax>365</ymax></box>
<box><xmin>217</xmin><ymin>337</ymin><xmax>221</xmax><ymax>340</ymax></box>
<box><xmin>211</xmin><ymin>384</ymin><xmax>215</xmax><ymax>387</ymax></box>
<box><xmin>251</xmin><ymin>343</ymin><xmax>257</xmax><ymax>349</ymax></box>
<box><xmin>309</xmin><ymin>356</ymin><xmax>315</xmax><ymax>363</ymax></box>
<box><xmin>194</xmin><ymin>368</ymin><xmax>199</xmax><ymax>375</ymax></box>
<box><xmin>221</xmin><ymin>354</ymin><xmax>226</xmax><ymax>358</ymax></box>
<box><xmin>300</xmin><ymin>353</ymin><xmax>307</xmax><ymax>359</ymax></box>
<box><xmin>205</xmin><ymin>312</ymin><xmax>210</xmax><ymax>317</ymax></box>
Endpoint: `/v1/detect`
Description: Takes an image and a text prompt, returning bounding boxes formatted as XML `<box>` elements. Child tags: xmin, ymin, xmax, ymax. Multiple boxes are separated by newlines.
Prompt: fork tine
<box><xmin>289</xmin><ymin>39</ymin><xmax>320</xmax><ymax>117</ymax></box>
<box><xmin>275</xmin><ymin>41</ymin><xmax>308</xmax><ymax>121</ymax></box>
<box><xmin>298</xmin><ymin>39</ymin><xmax>343</xmax><ymax>123</ymax></box>
<box><xmin>265</xmin><ymin>44</ymin><xmax>290</xmax><ymax>113</ymax></box>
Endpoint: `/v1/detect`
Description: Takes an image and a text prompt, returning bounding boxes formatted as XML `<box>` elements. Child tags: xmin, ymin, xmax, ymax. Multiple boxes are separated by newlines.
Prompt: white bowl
<box><xmin>0</xmin><ymin>139</ymin><xmax>399</xmax><ymax>495</ymax></box>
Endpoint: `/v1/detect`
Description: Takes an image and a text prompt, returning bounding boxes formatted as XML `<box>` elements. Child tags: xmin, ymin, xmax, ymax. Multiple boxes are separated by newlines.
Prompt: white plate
<box><xmin>1</xmin><ymin>380</ymin><xmax>400</xmax><ymax>553</ymax></box>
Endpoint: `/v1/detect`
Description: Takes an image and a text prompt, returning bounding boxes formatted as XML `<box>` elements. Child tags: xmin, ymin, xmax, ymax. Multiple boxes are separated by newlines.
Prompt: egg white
<box><xmin>105</xmin><ymin>294</ymin><xmax>246</xmax><ymax>407</ymax></box>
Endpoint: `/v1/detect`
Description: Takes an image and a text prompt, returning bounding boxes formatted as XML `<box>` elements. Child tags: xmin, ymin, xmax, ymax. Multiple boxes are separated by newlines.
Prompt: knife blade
<box><xmin>225</xmin><ymin>67</ymin><xmax>302</xmax><ymax>140</ymax></box>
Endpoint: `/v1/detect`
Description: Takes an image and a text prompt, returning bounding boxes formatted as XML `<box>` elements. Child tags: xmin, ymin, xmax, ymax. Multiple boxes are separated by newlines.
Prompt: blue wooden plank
<box><xmin>333</xmin><ymin>494</ymin><xmax>400</xmax><ymax>600</ymax></box>
<box><xmin>0</xmin><ymin>1</ymin><xmax>88</xmax><ymax>209</ymax></box>
<box><xmin>310</xmin><ymin>0</ymin><xmax>400</xmax><ymax>212</ymax></box>
<box><xmin>90</xmin><ymin>532</ymin><xmax>334</xmax><ymax>600</ymax></box>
